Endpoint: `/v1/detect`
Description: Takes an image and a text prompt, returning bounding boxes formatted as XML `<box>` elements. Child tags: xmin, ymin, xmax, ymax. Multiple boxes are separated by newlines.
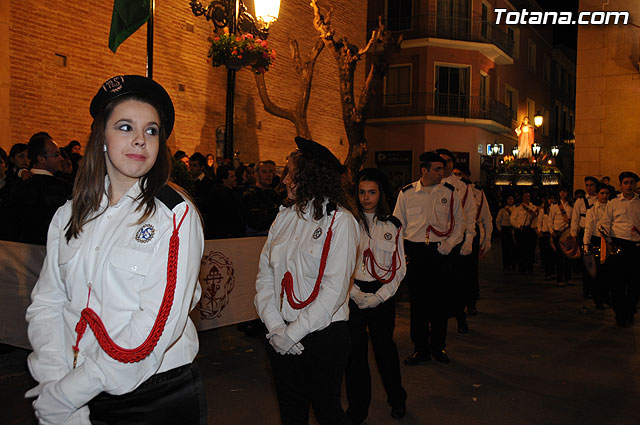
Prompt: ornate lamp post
<box><xmin>512</xmin><ymin>145</ymin><xmax>519</xmax><ymax>159</ymax></box>
<box><xmin>191</xmin><ymin>0</ymin><xmax>281</xmax><ymax>161</ymax></box>
<box><xmin>551</xmin><ymin>145</ymin><xmax>559</xmax><ymax>157</ymax></box>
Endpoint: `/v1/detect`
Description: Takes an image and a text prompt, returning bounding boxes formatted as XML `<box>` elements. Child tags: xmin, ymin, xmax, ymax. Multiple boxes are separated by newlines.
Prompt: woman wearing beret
<box><xmin>254</xmin><ymin>137</ymin><xmax>360</xmax><ymax>425</ymax></box>
<box><xmin>26</xmin><ymin>75</ymin><xmax>206</xmax><ymax>425</ymax></box>
<box><xmin>346</xmin><ymin>168</ymin><xmax>407</xmax><ymax>424</ymax></box>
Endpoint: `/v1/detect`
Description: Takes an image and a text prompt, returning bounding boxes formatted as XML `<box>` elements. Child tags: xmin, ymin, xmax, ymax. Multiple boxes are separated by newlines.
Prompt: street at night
<box><xmin>2</xmin><ymin>242</ymin><xmax>639</xmax><ymax>425</ymax></box>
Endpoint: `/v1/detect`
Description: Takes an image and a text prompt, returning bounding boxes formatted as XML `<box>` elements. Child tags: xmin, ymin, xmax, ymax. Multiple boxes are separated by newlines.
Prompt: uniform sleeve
<box><xmin>376</xmin><ymin>226</ymin><xmax>406</xmax><ymax>302</ymax></box>
<box><xmin>584</xmin><ymin>208</ymin><xmax>596</xmax><ymax>245</ymax></box>
<box><xmin>548</xmin><ymin>206</ymin><xmax>557</xmax><ymax>232</ymax></box>
<box><xmin>254</xmin><ymin>217</ymin><xmax>287</xmax><ymax>332</ymax></box>
<box><xmin>462</xmin><ymin>185</ymin><xmax>477</xmax><ymax>241</ymax></box>
<box><xmin>392</xmin><ymin>191</ymin><xmax>408</xmax><ymax>233</ymax></box>
<box><xmin>26</xmin><ymin>207</ymin><xmax>71</xmax><ymax>385</ymax></box>
<box><xmin>479</xmin><ymin>192</ymin><xmax>493</xmax><ymax>245</ymax></box>
<box><xmin>285</xmin><ymin>213</ymin><xmax>360</xmax><ymax>343</ymax></box>
<box><xmin>597</xmin><ymin>201</ymin><xmax>614</xmax><ymax>236</ymax></box>
<box><xmin>52</xmin><ymin>202</ymin><xmax>204</xmax><ymax>408</ymax></box>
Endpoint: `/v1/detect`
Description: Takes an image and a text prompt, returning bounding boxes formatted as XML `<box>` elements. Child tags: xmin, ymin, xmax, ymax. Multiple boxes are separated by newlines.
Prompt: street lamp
<box><xmin>512</xmin><ymin>146</ymin><xmax>519</xmax><ymax>159</ymax></box>
<box><xmin>534</xmin><ymin>111</ymin><xmax>543</xmax><ymax>128</ymax></box>
<box><xmin>191</xmin><ymin>0</ymin><xmax>281</xmax><ymax>161</ymax></box>
<box><xmin>491</xmin><ymin>142</ymin><xmax>500</xmax><ymax>156</ymax></box>
<box><xmin>551</xmin><ymin>145</ymin><xmax>559</xmax><ymax>156</ymax></box>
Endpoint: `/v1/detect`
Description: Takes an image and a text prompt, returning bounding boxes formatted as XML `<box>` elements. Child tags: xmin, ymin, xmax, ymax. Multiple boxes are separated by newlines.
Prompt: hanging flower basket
<box><xmin>208</xmin><ymin>33</ymin><xmax>276</xmax><ymax>74</ymax></box>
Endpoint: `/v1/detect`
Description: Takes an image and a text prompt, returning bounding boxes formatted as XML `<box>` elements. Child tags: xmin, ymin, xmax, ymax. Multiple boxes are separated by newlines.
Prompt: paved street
<box><xmin>2</xmin><ymin>243</ymin><xmax>640</xmax><ymax>425</ymax></box>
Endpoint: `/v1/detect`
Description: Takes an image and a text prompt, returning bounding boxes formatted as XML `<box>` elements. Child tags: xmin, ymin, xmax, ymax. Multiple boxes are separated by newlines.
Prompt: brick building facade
<box><xmin>0</xmin><ymin>0</ymin><xmax>366</xmax><ymax>167</ymax></box>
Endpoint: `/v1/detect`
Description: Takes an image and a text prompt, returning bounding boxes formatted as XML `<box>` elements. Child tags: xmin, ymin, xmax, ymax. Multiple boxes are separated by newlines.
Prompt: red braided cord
<box><xmin>280</xmin><ymin>210</ymin><xmax>338</xmax><ymax>310</ymax></box>
<box><xmin>426</xmin><ymin>191</ymin><xmax>455</xmax><ymax>239</ymax></box>
<box><xmin>363</xmin><ymin>227</ymin><xmax>401</xmax><ymax>284</ymax></box>
<box><xmin>72</xmin><ymin>206</ymin><xmax>189</xmax><ymax>364</ymax></box>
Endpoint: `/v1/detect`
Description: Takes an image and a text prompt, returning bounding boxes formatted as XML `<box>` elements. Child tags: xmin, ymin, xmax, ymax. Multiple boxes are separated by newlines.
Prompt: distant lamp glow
<box><xmin>548</xmin><ymin>160</ymin><xmax>552</xmax><ymax>165</ymax></box>
<box><xmin>534</xmin><ymin>112</ymin><xmax>543</xmax><ymax>128</ymax></box>
<box><xmin>532</xmin><ymin>142</ymin><xmax>541</xmax><ymax>156</ymax></box>
<box><xmin>491</xmin><ymin>142</ymin><xmax>500</xmax><ymax>156</ymax></box>
<box><xmin>551</xmin><ymin>145</ymin><xmax>559</xmax><ymax>156</ymax></box>
<box><xmin>255</xmin><ymin>0</ymin><xmax>281</xmax><ymax>25</ymax></box>
<box><xmin>512</xmin><ymin>146</ymin><xmax>519</xmax><ymax>158</ymax></box>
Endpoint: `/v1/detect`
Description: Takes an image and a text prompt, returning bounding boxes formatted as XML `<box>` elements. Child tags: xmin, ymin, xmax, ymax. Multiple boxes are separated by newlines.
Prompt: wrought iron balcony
<box><xmin>370</xmin><ymin>92</ymin><xmax>513</xmax><ymax>128</ymax></box>
<box><xmin>369</xmin><ymin>14</ymin><xmax>514</xmax><ymax>58</ymax></box>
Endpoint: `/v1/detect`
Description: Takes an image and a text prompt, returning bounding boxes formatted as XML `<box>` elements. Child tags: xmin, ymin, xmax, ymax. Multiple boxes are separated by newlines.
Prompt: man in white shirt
<box><xmin>496</xmin><ymin>195</ymin><xmax>517</xmax><ymax>270</ymax></box>
<box><xmin>583</xmin><ymin>184</ymin><xmax>611</xmax><ymax>309</ymax></box>
<box><xmin>510</xmin><ymin>191</ymin><xmax>538</xmax><ymax>274</ymax></box>
<box><xmin>572</xmin><ymin>176</ymin><xmax>599</xmax><ymax>298</ymax></box>
<box><xmin>549</xmin><ymin>187</ymin><xmax>573</xmax><ymax>286</ymax></box>
<box><xmin>393</xmin><ymin>152</ymin><xmax>466</xmax><ymax>365</ymax></box>
<box><xmin>597</xmin><ymin>171</ymin><xmax>640</xmax><ymax>327</ymax></box>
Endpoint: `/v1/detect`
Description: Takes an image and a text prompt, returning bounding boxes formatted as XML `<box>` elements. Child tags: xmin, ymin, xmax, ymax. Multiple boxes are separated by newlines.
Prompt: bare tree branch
<box><xmin>255</xmin><ymin>73</ymin><xmax>296</xmax><ymax>122</ymax></box>
<box><xmin>289</xmin><ymin>38</ymin><xmax>303</xmax><ymax>75</ymax></box>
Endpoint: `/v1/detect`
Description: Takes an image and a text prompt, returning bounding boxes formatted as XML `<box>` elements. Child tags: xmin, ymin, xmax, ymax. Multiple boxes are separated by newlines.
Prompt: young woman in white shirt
<box><xmin>345</xmin><ymin>168</ymin><xmax>407</xmax><ymax>425</ymax></box>
<box><xmin>26</xmin><ymin>75</ymin><xmax>206</xmax><ymax>425</ymax></box>
<box><xmin>254</xmin><ymin>137</ymin><xmax>359</xmax><ymax>425</ymax></box>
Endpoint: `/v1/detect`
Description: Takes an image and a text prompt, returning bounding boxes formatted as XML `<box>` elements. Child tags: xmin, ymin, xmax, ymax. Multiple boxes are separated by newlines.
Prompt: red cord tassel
<box><xmin>72</xmin><ymin>206</ymin><xmax>189</xmax><ymax>365</ymax></box>
<box><xmin>280</xmin><ymin>210</ymin><xmax>338</xmax><ymax>310</ymax></box>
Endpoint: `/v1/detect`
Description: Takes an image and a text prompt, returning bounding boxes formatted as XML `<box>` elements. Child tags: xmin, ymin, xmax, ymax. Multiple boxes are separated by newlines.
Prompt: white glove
<box><xmin>32</xmin><ymin>381</ymin><xmax>77</xmax><ymax>425</ymax></box>
<box><xmin>350</xmin><ymin>287</ymin><xmax>367</xmax><ymax>305</ymax></box>
<box><xmin>267</xmin><ymin>326</ymin><xmax>302</xmax><ymax>355</ymax></box>
<box><xmin>357</xmin><ymin>293</ymin><xmax>384</xmax><ymax>309</ymax></box>
<box><xmin>25</xmin><ymin>381</ymin><xmax>54</xmax><ymax>399</ymax></box>
<box><xmin>460</xmin><ymin>240</ymin><xmax>473</xmax><ymax>256</ymax></box>
<box><xmin>437</xmin><ymin>240</ymin><xmax>454</xmax><ymax>255</ymax></box>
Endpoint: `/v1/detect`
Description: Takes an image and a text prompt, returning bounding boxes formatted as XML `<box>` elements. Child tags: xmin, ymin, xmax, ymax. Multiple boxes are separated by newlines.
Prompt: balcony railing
<box><xmin>370</xmin><ymin>92</ymin><xmax>513</xmax><ymax>128</ymax></box>
<box><xmin>369</xmin><ymin>14</ymin><xmax>514</xmax><ymax>57</ymax></box>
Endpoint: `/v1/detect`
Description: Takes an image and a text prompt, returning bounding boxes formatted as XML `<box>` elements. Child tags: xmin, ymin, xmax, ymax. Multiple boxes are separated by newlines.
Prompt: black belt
<box><xmin>354</xmin><ymin>279</ymin><xmax>383</xmax><ymax>294</ymax></box>
<box><xmin>139</xmin><ymin>363</ymin><xmax>192</xmax><ymax>389</ymax></box>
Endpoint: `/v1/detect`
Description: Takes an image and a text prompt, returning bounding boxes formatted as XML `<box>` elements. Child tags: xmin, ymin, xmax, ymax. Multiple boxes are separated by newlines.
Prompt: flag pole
<box><xmin>146</xmin><ymin>0</ymin><xmax>155</xmax><ymax>78</ymax></box>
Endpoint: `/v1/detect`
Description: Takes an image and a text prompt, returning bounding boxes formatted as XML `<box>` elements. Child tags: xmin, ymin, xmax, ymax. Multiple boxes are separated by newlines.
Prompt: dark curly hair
<box><xmin>285</xmin><ymin>151</ymin><xmax>355</xmax><ymax>220</ymax></box>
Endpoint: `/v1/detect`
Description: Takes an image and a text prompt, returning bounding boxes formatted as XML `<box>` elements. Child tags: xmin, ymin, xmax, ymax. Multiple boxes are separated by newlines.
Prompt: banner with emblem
<box><xmin>0</xmin><ymin>237</ymin><xmax>266</xmax><ymax>349</ymax></box>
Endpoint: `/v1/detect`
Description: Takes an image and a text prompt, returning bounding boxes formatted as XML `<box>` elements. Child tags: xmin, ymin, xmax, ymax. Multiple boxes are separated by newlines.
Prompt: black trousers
<box><xmin>577</xmin><ymin>229</ymin><xmax>595</xmax><ymax>296</ymax></box>
<box><xmin>267</xmin><ymin>321</ymin><xmax>351</xmax><ymax>425</ymax></box>
<box><xmin>404</xmin><ymin>241</ymin><xmax>450</xmax><ymax>354</ymax></box>
<box><xmin>89</xmin><ymin>363</ymin><xmax>207</xmax><ymax>425</ymax></box>
<box><xmin>539</xmin><ymin>233</ymin><xmax>555</xmax><ymax>277</ymax></box>
<box><xmin>552</xmin><ymin>234</ymin><xmax>572</xmax><ymax>283</ymax></box>
<box><xmin>608</xmin><ymin>238</ymin><xmax>640</xmax><ymax>323</ymax></box>
<box><xmin>500</xmin><ymin>226</ymin><xmax>517</xmax><ymax>269</ymax></box>
<box><xmin>515</xmin><ymin>227</ymin><xmax>536</xmax><ymax>273</ymax></box>
<box><xmin>345</xmin><ymin>295</ymin><xmax>406</xmax><ymax>424</ymax></box>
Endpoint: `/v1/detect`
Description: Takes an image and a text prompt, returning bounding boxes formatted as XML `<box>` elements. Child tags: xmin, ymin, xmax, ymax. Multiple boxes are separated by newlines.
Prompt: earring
<box><xmin>103</xmin><ymin>145</ymin><xmax>107</xmax><ymax>152</ymax></box>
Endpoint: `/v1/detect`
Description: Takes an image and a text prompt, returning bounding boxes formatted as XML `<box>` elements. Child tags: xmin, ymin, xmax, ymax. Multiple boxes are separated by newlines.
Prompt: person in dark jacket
<box><xmin>205</xmin><ymin>165</ymin><xmax>245</xmax><ymax>239</ymax></box>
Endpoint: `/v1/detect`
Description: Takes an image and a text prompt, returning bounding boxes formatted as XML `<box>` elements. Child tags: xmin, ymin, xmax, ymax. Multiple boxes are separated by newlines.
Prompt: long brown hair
<box><xmin>65</xmin><ymin>95</ymin><xmax>172</xmax><ymax>241</ymax></box>
<box><xmin>284</xmin><ymin>151</ymin><xmax>355</xmax><ymax>220</ymax></box>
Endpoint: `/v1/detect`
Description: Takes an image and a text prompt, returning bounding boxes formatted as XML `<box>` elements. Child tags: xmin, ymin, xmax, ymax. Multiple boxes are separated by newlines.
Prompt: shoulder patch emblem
<box><xmin>135</xmin><ymin>224</ymin><xmax>155</xmax><ymax>243</ymax></box>
<box><xmin>312</xmin><ymin>227</ymin><xmax>323</xmax><ymax>239</ymax></box>
<box><xmin>384</xmin><ymin>232</ymin><xmax>393</xmax><ymax>240</ymax></box>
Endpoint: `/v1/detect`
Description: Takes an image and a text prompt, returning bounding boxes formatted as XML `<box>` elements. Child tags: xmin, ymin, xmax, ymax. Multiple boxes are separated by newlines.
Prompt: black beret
<box><xmin>419</xmin><ymin>151</ymin><xmax>446</xmax><ymax>166</ymax></box>
<box><xmin>294</xmin><ymin>137</ymin><xmax>344</xmax><ymax>172</ymax></box>
<box><xmin>619</xmin><ymin>171</ymin><xmax>639</xmax><ymax>183</ymax></box>
<box><xmin>90</xmin><ymin>75</ymin><xmax>175</xmax><ymax>137</ymax></box>
<box><xmin>584</xmin><ymin>176</ymin><xmax>598</xmax><ymax>184</ymax></box>
<box><xmin>355</xmin><ymin>168</ymin><xmax>392</xmax><ymax>198</ymax></box>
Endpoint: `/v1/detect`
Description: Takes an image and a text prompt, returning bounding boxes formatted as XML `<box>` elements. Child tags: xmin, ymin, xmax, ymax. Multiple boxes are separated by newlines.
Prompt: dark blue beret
<box><xmin>295</xmin><ymin>137</ymin><xmax>344</xmax><ymax>172</ymax></box>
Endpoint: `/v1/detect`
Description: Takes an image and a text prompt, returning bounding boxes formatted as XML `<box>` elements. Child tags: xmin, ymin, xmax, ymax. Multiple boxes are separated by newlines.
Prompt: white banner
<box><xmin>0</xmin><ymin>237</ymin><xmax>266</xmax><ymax>349</ymax></box>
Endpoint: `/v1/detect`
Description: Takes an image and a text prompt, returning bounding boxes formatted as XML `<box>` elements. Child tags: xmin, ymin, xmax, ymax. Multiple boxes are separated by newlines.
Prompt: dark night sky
<box><xmin>534</xmin><ymin>0</ymin><xmax>580</xmax><ymax>51</ymax></box>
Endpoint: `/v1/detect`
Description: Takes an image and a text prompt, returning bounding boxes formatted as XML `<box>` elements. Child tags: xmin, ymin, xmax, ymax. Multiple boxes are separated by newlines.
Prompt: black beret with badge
<box><xmin>90</xmin><ymin>75</ymin><xmax>175</xmax><ymax>137</ymax></box>
<box><xmin>419</xmin><ymin>151</ymin><xmax>446</xmax><ymax>166</ymax></box>
<box><xmin>619</xmin><ymin>171</ymin><xmax>639</xmax><ymax>183</ymax></box>
<box><xmin>294</xmin><ymin>136</ymin><xmax>345</xmax><ymax>173</ymax></box>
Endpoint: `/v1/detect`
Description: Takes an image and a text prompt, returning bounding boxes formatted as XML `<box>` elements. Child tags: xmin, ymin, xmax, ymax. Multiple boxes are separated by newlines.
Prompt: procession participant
<box><xmin>435</xmin><ymin>149</ymin><xmax>475</xmax><ymax>334</ymax></box>
<box><xmin>496</xmin><ymin>195</ymin><xmax>517</xmax><ymax>270</ymax></box>
<box><xmin>538</xmin><ymin>196</ymin><xmax>556</xmax><ymax>281</ymax></box>
<box><xmin>549</xmin><ymin>187</ymin><xmax>574</xmax><ymax>287</ymax></box>
<box><xmin>453</xmin><ymin>163</ymin><xmax>492</xmax><ymax>316</ymax></box>
<box><xmin>572</xmin><ymin>176</ymin><xmax>599</xmax><ymax>298</ymax></box>
<box><xmin>254</xmin><ymin>137</ymin><xmax>359</xmax><ymax>425</ymax></box>
<box><xmin>346</xmin><ymin>168</ymin><xmax>407</xmax><ymax>424</ymax></box>
<box><xmin>25</xmin><ymin>75</ymin><xmax>206</xmax><ymax>425</ymax></box>
<box><xmin>510</xmin><ymin>191</ymin><xmax>538</xmax><ymax>274</ymax></box>
<box><xmin>583</xmin><ymin>184</ymin><xmax>611</xmax><ymax>309</ymax></box>
<box><xmin>597</xmin><ymin>172</ymin><xmax>640</xmax><ymax>327</ymax></box>
<box><xmin>394</xmin><ymin>152</ymin><xmax>465</xmax><ymax>365</ymax></box>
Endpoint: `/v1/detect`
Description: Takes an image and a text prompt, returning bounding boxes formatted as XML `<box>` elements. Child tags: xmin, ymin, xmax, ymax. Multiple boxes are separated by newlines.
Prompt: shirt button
<box><xmin>107</xmin><ymin>215</ymin><xmax>112</xmax><ymax>219</ymax></box>
<box><xmin>131</xmin><ymin>265</ymin><xmax>137</xmax><ymax>271</ymax></box>
<box><xmin>95</xmin><ymin>246</ymin><xmax>99</xmax><ymax>251</ymax></box>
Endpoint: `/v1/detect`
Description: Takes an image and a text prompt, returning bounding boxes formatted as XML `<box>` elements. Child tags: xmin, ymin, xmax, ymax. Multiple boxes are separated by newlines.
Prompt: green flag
<box><xmin>108</xmin><ymin>0</ymin><xmax>150</xmax><ymax>53</ymax></box>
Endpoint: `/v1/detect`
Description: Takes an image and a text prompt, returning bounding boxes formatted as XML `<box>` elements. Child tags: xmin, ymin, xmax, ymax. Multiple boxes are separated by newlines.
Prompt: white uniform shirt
<box><xmin>470</xmin><ymin>186</ymin><xmax>493</xmax><ymax>247</ymax></box>
<box><xmin>351</xmin><ymin>213</ymin><xmax>406</xmax><ymax>302</ymax></box>
<box><xmin>549</xmin><ymin>201</ymin><xmax>573</xmax><ymax>232</ymax></box>
<box><xmin>393</xmin><ymin>180</ymin><xmax>465</xmax><ymax>248</ymax></box>
<box><xmin>26</xmin><ymin>181</ymin><xmax>204</xmax><ymax>419</ymax></box>
<box><xmin>537</xmin><ymin>210</ymin><xmax>552</xmax><ymax>233</ymax></box>
<box><xmin>495</xmin><ymin>205</ymin><xmax>514</xmax><ymax>230</ymax></box>
<box><xmin>442</xmin><ymin>175</ymin><xmax>476</xmax><ymax>241</ymax></box>
<box><xmin>584</xmin><ymin>201</ymin><xmax>608</xmax><ymax>244</ymax></box>
<box><xmin>254</xmin><ymin>200</ymin><xmax>360</xmax><ymax>344</ymax></box>
<box><xmin>510</xmin><ymin>203</ymin><xmax>538</xmax><ymax>229</ymax></box>
<box><xmin>597</xmin><ymin>193</ymin><xmax>640</xmax><ymax>242</ymax></box>
<box><xmin>571</xmin><ymin>195</ymin><xmax>598</xmax><ymax>236</ymax></box>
